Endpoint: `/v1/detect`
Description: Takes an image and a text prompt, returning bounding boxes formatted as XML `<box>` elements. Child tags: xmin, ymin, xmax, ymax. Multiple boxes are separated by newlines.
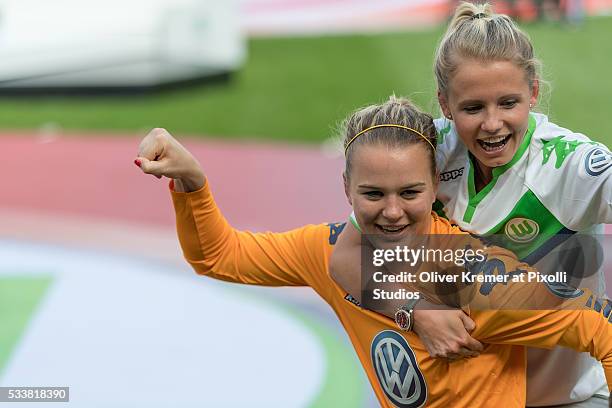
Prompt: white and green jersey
<box><xmin>434</xmin><ymin>113</ymin><xmax>611</xmax><ymax>405</ymax></box>
<box><xmin>434</xmin><ymin>113</ymin><xmax>611</xmax><ymax>264</ymax></box>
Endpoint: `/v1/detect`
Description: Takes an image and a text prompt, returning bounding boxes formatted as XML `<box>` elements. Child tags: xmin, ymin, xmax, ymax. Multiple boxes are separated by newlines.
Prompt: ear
<box><xmin>530</xmin><ymin>79</ymin><xmax>539</xmax><ymax>107</ymax></box>
<box><xmin>343</xmin><ymin>172</ymin><xmax>352</xmax><ymax>206</ymax></box>
<box><xmin>437</xmin><ymin>90</ymin><xmax>451</xmax><ymax>119</ymax></box>
<box><xmin>431</xmin><ymin>173</ymin><xmax>439</xmax><ymax>204</ymax></box>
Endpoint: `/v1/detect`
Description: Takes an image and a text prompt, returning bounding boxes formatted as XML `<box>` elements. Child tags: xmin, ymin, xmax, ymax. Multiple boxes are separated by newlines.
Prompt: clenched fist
<box><xmin>134</xmin><ymin>128</ymin><xmax>205</xmax><ymax>192</ymax></box>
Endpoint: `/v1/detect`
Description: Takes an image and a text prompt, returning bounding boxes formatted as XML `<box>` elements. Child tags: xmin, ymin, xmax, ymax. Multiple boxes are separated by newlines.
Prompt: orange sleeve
<box><xmin>170</xmin><ymin>180</ymin><xmax>333</xmax><ymax>290</ymax></box>
<box><xmin>466</xmin><ymin>247</ymin><xmax>612</xmax><ymax>391</ymax></box>
<box><xmin>473</xmin><ymin>304</ymin><xmax>612</xmax><ymax>391</ymax></box>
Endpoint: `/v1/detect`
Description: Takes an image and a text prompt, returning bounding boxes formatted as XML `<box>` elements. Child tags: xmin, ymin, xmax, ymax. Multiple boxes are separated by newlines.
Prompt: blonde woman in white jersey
<box><xmin>330</xmin><ymin>2</ymin><xmax>612</xmax><ymax>406</ymax></box>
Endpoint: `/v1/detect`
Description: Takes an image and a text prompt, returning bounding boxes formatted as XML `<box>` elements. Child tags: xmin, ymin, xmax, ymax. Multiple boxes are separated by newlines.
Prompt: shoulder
<box><xmin>324</xmin><ymin>222</ymin><xmax>347</xmax><ymax>245</ymax></box>
<box><xmin>269</xmin><ymin>223</ymin><xmax>341</xmax><ymax>263</ymax></box>
<box><xmin>527</xmin><ymin>113</ymin><xmax>610</xmax><ymax>175</ymax></box>
<box><xmin>288</xmin><ymin>222</ymin><xmax>344</xmax><ymax>244</ymax></box>
<box><xmin>291</xmin><ymin>223</ymin><xmax>348</xmax><ymax>260</ymax></box>
<box><xmin>524</xmin><ymin>114</ymin><xmax>611</xmax><ymax>229</ymax></box>
<box><xmin>530</xmin><ymin>113</ymin><xmax>601</xmax><ymax>147</ymax></box>
<box><xmin>278</xmin><ymin>223</ymin><xmax>343</xmax><ymax>280</ymax></box>
<box><xmin>434</xmin><ymin>117</ymin><xmax>459</xmax><ymax>150</ymax></box>
<box><xmin>430</xmin><ymin>212</ymin><xmax>468</xmax><ymax>235</ymax></box>
<box><xmin>434</xmin><ymin>117</ymin><xmax>467</xmax><ymax>170</ymax></box>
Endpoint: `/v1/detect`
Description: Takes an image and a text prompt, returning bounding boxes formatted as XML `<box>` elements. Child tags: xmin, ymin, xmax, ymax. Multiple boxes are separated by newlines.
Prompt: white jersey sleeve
<box><xmin>525</xmin><ymin>114</ymin><xmax>612</xmax><ymax>231</ymax></box>
<box><xmin>434</xmin><ymin>117</ymin><xmax>456</xmax><ymax>171</ymax></box>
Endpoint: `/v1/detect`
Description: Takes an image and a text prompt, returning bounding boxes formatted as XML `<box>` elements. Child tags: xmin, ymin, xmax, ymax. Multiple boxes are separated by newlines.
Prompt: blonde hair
<box><xmin>342</xmin><ymin>96</ymin><xmax>437</xmax><ymax>179</ymax></box>
<box><xmin>434</xmin><ymin>2</ymin><xmax>541</xmax><ymax>96</ymax></box>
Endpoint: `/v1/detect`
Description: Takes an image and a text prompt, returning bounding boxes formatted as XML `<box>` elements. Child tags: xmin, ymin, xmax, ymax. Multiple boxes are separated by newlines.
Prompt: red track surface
<box><xmin>3</xmin><ymin>132</ymin><xmax>610</xmax><ymax>236</ymax></box>
<box><xmin>3</xmin><ymin>133</ymin><xmax>350</xmax><ymax>232</ymax></box>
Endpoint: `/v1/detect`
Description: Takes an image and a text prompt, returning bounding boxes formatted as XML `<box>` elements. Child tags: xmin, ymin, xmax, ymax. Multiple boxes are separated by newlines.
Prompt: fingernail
<box><xmin>134</xmin><ymin>159</ymin><xmax>141</xmax><ymax>167</ymax></box>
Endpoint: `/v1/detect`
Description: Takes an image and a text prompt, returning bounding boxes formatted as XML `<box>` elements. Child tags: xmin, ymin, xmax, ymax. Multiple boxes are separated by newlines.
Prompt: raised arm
<box><xmin>134</xmin><ymin>128</ymin><xmax>329</xmax><ymax>288</ymax></box>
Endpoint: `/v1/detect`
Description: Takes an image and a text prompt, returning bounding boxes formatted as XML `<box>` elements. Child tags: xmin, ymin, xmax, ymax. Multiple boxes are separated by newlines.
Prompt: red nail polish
<box><xmin>134</xmin><ymin>159</ymin><xmax>141</xmax><ymax>167</ymax></box>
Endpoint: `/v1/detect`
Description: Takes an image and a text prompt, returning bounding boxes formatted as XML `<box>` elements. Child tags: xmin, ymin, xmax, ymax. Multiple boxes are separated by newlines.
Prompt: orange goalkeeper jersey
<box><xmin>171</xmin><ymin>181</ymin><xmax>612</xmax><ymax>408</ymax></box>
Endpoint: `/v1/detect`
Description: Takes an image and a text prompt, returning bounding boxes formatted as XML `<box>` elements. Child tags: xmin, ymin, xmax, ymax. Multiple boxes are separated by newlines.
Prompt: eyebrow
<box><xmin>459</xmin><ymin>94</ymin><xmax>523</xmax><ymax>105</ymax></box>
<box><xmin>357</xmin><ymin>183</ymin><xmax>427</xmax><ymax>189</ymax></box>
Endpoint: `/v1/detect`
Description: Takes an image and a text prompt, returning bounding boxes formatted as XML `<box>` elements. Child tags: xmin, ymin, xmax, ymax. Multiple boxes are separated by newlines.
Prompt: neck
<box><xmin>474</xmin><ymin>160</ymin><xmax>493</xmax><ymax>192</ymax></box>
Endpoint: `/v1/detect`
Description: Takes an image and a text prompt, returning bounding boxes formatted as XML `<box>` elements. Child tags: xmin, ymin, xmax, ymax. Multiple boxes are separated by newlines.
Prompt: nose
<box><xmin>382</xmin><ymin>196</ymin><xmax>403</xmax><ymax>222</ymax></box>
<box><xmin>481</xmin><ymin>109</ymin><xmax>503</xmax><ymax>134</ymax></box>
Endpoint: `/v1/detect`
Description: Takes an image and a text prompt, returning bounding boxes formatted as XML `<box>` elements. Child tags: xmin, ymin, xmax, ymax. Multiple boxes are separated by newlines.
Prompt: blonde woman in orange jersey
<box><xmin>134</xmin><ymin>97</ymin><xmax>612</xmax><ymax>407</ymax></box>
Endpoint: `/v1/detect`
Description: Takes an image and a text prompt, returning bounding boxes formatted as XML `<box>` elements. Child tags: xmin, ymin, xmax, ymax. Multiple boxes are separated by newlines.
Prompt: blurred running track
<box><xmin>3</xmin><ymin>133</ymin><xmax>349</xmax><ymax>233</ymax></box>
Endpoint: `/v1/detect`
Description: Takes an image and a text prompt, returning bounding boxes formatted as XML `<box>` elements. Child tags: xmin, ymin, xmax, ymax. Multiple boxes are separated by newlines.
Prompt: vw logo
<box><xmin>584</xmin><ymin>147</ymin><xmax>611</xmax><ymax>176</ymax></box>
<box><xmin>371</xmin><ymin>331</ymin><xmax>427</xmax><ymax>408</ymax></box>
<box><xmin>505</xmin><ymin>218</ymin><xmax>540</xmax><ymax>243</ymax></box>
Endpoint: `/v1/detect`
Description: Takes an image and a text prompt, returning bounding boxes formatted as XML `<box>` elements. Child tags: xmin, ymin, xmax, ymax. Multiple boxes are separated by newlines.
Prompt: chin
<box><xmin>474</xmin><ymin>150</ymin><xmax>514</xmax><ymax>169</ymax></box>
<box><xmin>486</xmin><ymin>157</ymin><xmax>512</xmax><ymax>168</ymax></box>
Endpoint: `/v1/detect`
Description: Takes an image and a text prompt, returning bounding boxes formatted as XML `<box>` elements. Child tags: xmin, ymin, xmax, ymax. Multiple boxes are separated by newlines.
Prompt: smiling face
<box><xmin>344</xmin><ymin>143</ymin><xmax>437</xmax><ymax>241</ymax></box>
<box><xmin>438</xmin><ymin>58</ymin><xmax>538</xmax><ymax>180</ymax></box>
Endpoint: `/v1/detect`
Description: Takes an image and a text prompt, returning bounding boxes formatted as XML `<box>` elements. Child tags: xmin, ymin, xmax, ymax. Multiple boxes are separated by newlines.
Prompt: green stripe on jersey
<box><xmin>463</xmin><ymin>114</ymin><xmax>537</xmax><ymax>223</ymax></box>
<box><xmin>483</xmin><ymin>189</ymin><xmax>566</xmax><ymax>260</ymax></box>
<box><xmin>349</xmin><ymin>212</ymin><xmax>362</xmax><ymax>233</ymax></box>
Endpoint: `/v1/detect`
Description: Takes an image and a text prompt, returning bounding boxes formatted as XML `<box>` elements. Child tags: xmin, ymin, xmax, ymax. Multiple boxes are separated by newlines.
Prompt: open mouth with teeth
<box><xmin>477</xmin><ymin>135</ymin><xmax>512</xmax><ymax>152</ymax></box>
<box><xmin>376</xmin><ymin>224</ymin><xmax>408</xmax><ymax>235</ymax></box>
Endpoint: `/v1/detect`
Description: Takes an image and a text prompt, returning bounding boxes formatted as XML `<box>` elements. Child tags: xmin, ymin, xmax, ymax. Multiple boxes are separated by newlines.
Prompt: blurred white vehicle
<box><xmin>0</xmin><ymin>0</ymin><xmax>245</xmax><ymax>89</ymax></box>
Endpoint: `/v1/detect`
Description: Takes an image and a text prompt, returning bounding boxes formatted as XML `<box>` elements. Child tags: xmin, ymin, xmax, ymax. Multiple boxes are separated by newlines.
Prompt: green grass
<box><xmin>0</xmin><ymin>16</ymin><xmax>610</xmax><ymax>147</ymax></box>
<box><xmin>0</xmin><ymin>276</ymin><xmax>52</xmax><ymax>376</ymax></box>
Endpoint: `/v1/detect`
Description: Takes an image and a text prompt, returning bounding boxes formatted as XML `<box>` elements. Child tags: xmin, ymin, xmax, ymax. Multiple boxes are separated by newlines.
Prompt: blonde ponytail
<box><xmin>434</xmin><ymin>2</ymin><xmax>541</xmax><ymax>96</ymax></box>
